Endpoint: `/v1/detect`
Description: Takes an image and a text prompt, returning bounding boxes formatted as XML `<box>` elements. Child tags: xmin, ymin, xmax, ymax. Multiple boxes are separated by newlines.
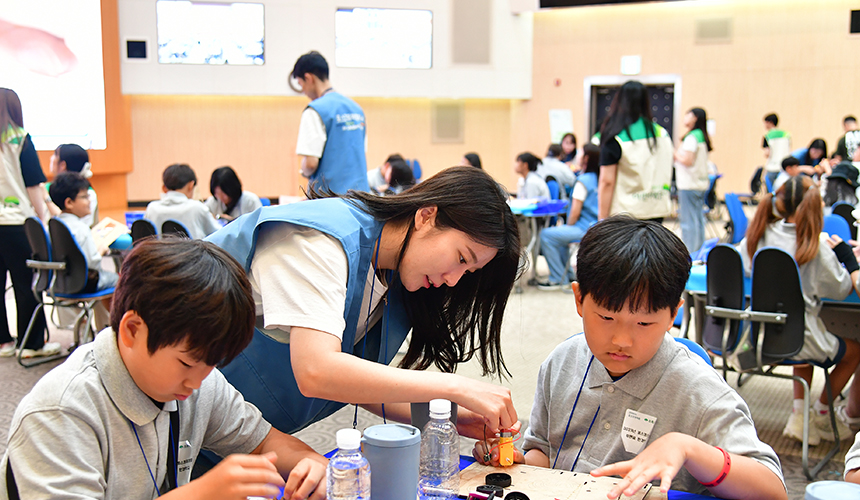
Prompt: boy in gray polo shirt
<box><xmin>475</xmin><ymin>216</ymin><xmax>786</xmax><ymax>500</ymax></box>
<box><xmin>1</xmin><ymin>239</ymin><xmax>326</xmax><ymax>500</ymax></box>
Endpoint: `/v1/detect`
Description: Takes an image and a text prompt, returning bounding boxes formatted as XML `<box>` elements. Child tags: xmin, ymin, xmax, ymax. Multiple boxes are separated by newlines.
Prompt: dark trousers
<box><xmin>0</xmin><ymin>225</ymin><xmax>47</xmax><ymax>350</ymax></box>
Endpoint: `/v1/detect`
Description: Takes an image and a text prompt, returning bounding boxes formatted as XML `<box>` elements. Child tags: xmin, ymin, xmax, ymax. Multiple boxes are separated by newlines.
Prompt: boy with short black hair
<box><xmin>144</xmin><ymin>163</ymin><xmax>221</xmax><ymax>239</ymax></box>
<box><xmin>763</xmin><ymin>112</ymin><xmax>792</xmax><ymax>188</ymax></box>
<box><xmin>772</xmin><ymin>156</ymin><xmax>801</xmax><ymax>192</ymax></box>
<box><xmin>475</xmin><ymin>216</ymin><xmax>786</xmax><ymax>499</ymax></box>
<box><xmin>1</xmin><ymin>239</ymin><xmax>327</xmax><ymax>500</ymax></box>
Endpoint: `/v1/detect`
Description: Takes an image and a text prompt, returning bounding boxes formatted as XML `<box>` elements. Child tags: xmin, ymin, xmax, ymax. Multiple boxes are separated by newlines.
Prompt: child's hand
<box><xmin>824</xmin><ymin>234</ymin><xmax>843</xmax><ymax>249</ymax></box>
<box><xmin>194</xmin><ymin>451</ymin><xmax>285</xmax><ymax>500</ymax></box>
<box><xmin>590</xmin><ymin>432</ymin><xmax>690</xmax><ymax>498</ymax></box>
<box><xmin>282</xmin><ymin>457</ymin><xmax>326</xmax><ymax>500</ymax></box>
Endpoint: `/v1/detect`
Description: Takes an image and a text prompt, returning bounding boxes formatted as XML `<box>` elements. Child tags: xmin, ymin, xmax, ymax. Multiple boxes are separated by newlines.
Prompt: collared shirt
<box><xmin>523</xmin><ymin>333</ymin><xmax>784</xmax><ymax>495</ymax></box>
<box><xmin>0</xmin><ymin>329</ymin><xmax>270</xmax><ymax>500</ymax></box>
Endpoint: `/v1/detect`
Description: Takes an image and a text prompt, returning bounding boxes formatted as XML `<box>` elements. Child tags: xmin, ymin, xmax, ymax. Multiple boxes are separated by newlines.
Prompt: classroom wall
<box><xmin>125</xmin><ymin>0</ymin><xmax>860</xmax><ymax>203</ymax></box>
<box><xmin>513</xmin><ymin>0</ymin><xmax>860</xmax><ymax>195</ymax></box>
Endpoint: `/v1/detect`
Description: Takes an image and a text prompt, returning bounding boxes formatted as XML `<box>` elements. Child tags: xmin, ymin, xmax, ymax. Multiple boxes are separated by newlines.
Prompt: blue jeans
<box><xmin>678</xmin><ymin>189</ymin><xmax>706</xmax><ymax>254</ymax></box>
<box><xmin>540</xmin><ymin>222</ymin><xmax>591</xmax><ymax>284</ymax></box>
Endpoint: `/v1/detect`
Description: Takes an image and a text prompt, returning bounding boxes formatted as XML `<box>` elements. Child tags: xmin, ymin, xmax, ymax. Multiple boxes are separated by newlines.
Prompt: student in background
<box><xmin>772</xmin><ymin>156</ymin><xmax>801</xmax><ymax>194</ymax></box>
<box><xmin>461</xmin><ymin>152</ymin><xmax>482</xmax><ymax>169</ymax></box>
<box><xmin>822</xmin><ymin>157</ymin><xmax>859</xmax><ymax>207</ymax></box>
<box><xmin>144</xmin><ymin>163</ymin><xmax>221</xmax><ymax>239</ymax></box>
<box><xmin>791</xmin><ymin>138</ymin><xmax>830</xmax><ymax>178</ymax></box>
<box><xmin>48</xmin><ymin>144</ymin><xmax>98</xmax><ymax>226</ymax></box>
<box><xmin>514</xmin><ymin>152</ymin><xmax>550</xmax><ymax>200</ymax></box>
<box><xmin>597</xmin><ymin>81</ymin><xmax>673</xmax><ymax>221</ymax></box>
<box><xmin>834</xmin><ymin>115</ymin><xmax>859</xmax><ymax>164</ymax></box>
<box><xmin>292</xmin><ymin>51</ymin><xmax>368</xmax><ymax>194</ymax></box>
<box><xmin>560</xmin><ymin>133</ymin><xmax>577</xmax><ymax>165</ymax></box>
<box><xmin>382</xmin><ymin>159</ymin><xmax>416</xmax><ymax>195</ymax></box>
<box><xmin>738</xmin><ymin>175</ymin><xmax>860</xmax><ymax>445</ymax></box>
<box><xmin>207</xmin><ymin>167</ymin><xmax>521</xmax><ymax>440</ymax></box>
<box><xmin>48</xmin><ymin>172</ymin><xmax>116</xmax><ymax>331</ymax></box>
<box><xmin>0</xmin><ymin>87</ymin><xmax>53</xmax><ymax>359</ymax></box>
<box><xmin>674</xmin><ymin>107</ymin><xmax>713</xmax><ymax>254</ymax></box>
<box><xmin>762</xmin><ymin>113</ymin><xmax>792</xmax><ymax>188</ymax></box>
<box><xmin>538</xmin><ymin>144</ymin><xmax>576</xmax><ymax>198</ymax></box>
<box><xmin>204</xmin><ymin>166</ymin><xmax>263</xmax><ymax>222</ymax></box>
<box><xmin>537</xmin><ymin>144</ymin><xmax>600</xmax><ymax>291</ymax></box>
<box><xmin>475</xmin><ymin>216</ymin><xmax>786</xmax><ymax>499</ymax></box>
<box><xmin>0</xmin><ymin>239</ymin><xmax>327</xmax><ymax>499</ymax></box>
<box><xmin>368</xmin><ymin>153</ymin><xmax>403</xmax><ymax>193</ymax></box>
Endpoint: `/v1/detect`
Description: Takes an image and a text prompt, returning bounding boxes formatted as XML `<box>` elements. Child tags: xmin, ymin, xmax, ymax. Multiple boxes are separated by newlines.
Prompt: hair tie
<box><xmin>79</xmin><ymin>162</ymin><xmax>93</xmax><ymax>179</ymax></box>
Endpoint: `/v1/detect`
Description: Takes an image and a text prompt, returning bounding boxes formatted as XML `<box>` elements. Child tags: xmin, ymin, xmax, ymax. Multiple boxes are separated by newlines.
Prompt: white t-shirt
<box><xmin>249</xmin><ymin>223</ymin><xmax>387</xmax><ymax>345</ymax></box>
<box><xmin>295</xmin><ymin>109</ymin><xmax>327</xmax><ymax>158</ymax></box>
<box><xmin>571</xmin><ymin>181</ymin><xmax>588</xmax><ymax>202</ymax></box>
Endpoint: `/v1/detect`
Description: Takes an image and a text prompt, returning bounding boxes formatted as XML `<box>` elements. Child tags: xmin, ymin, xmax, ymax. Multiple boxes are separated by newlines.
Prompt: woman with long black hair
<box><xmin>597</xmin><ymin>81</ymin><xmax>673</xmax><ymax>221</ymax></box>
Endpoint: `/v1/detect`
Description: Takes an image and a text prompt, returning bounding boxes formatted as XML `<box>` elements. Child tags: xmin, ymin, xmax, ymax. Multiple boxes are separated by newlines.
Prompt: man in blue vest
<box><xmin>292</xmin><ymin>51</ymin><xmax>369</xmax><ymax>194</ymax></box>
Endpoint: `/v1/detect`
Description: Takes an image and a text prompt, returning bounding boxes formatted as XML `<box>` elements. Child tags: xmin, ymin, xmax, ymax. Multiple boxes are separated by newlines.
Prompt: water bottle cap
<box><xmin>336</xmin><ymin>428</ymin><xmax>362</xmax><ymax>450</ymax></box>
<box><xmin>428</xmin><ymin>399</ymin><xmax>452</xmax><ymax>416</ymax></box>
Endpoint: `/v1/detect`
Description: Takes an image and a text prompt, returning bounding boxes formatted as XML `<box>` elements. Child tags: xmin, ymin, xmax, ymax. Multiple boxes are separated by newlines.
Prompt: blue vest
<box><xmin>307</xmin><ymin>92</ymin><xmax>369</xmax><ymax>194</ymax></box>
<box><xmin>575</xmin><ymin>172</ymin><xmax>599</xmax><ymax>230</ymax></box>
<box><xmin>206</xmin><ymin>198</ymin><xmax>411</xmax><ymax>433</ymax></box>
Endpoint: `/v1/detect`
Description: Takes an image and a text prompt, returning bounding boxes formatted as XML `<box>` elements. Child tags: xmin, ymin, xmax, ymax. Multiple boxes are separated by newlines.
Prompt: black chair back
<box><xmin>48</xmin><ymin>218</ymin><xmax>89</xmax><ymax>295</ymax></box>
<box><xmin>750</xmin><ymin>247</ymin><xmax>805</xmax><ymax>363</ymax></box>
<box><xmin>23</xmin><ymin>217</ymin><xmax>52</xmax><ymax>293</ymax></box>
<box><xmin>831</xmin><ymin>201</ymin><xmax>857</xmax><ymax>241</ymax></box>
<box><xmin>131</xmin><ymin>218</ymin><xmax>157</xmax><ymax>243</ymax></box>
<box><xmin>162</xmin><ymin>219</ymin><xmax>190</xmax><ymax>238</ymax></box>
<box><xmin>702</xmin><ymin>244</ymin><xmax>745</xmax><ymax>354</ymax></box>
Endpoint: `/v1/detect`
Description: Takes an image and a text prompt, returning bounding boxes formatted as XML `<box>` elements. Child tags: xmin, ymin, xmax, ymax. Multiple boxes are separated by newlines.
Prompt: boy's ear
<box><xmin>162</xmin><ymin>185</ymin><xmax>169</xmax><ymax>193</ymax></box>
<box><xmin>63</xmin><ymin>197</ymin><xmax>75</xmax><ymax>211</ymax></box>
<box><xmin>118</xmin><ymin>310</ymin><xmax>144</xmax><ymax>349</ymax></box>
<box><xmin>571</xmin><ymin>282</ymin><xmax>585</xmax><ymax>318</ymax></box>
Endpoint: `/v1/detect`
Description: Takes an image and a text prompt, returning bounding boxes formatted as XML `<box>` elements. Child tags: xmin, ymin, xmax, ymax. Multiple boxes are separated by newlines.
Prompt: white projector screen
<box><xmin>0</xmin><ymin>0</ymin><xmax>107</xmax><ymax>151</ymax></box>
<box><xmin>335</xmin><ymin>8</ymin><xmax>432</xmax><ymax>70</ymax></box>
<box><xmin>156</xmin><ymin>0</ymin><xmax>265</xmax><ymax>66</ymax></box>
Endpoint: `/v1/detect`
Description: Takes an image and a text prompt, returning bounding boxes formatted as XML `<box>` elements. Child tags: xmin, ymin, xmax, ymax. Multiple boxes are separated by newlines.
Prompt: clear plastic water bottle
<box><xmin>418</xmin><ymin>399</ymin><xmax>460</xmax><ymax>499</ymax></box>
<box><xmin>327</xmin><ymin>429</ymin><xmax>371</xmax><ymax>500</ymax></box>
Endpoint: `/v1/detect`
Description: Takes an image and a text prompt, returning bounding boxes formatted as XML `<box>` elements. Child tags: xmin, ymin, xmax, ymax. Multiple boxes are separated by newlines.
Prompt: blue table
<box><xmin>509</xmin><ymin>200</ymin><xmax>568</xmax><ymax>289</ymax></box>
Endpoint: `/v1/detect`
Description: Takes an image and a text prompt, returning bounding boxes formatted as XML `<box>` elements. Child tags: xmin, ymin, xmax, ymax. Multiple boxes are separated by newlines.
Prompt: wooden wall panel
<box><xmin>513</xmin><ymin>0</ymin><xmax>860</xmax><ymax>195</ymax></box>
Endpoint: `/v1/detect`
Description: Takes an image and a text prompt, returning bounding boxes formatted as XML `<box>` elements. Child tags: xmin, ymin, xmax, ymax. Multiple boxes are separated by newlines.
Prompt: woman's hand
<box><xmin>470</xmin><ymin>421</ymin><xmax>524</xmax><ymax>466</ymax></box>
<box><xmin>451</xmin><ymin>377</ymin><xmax>517</xmax><ymax>433</ymax></box>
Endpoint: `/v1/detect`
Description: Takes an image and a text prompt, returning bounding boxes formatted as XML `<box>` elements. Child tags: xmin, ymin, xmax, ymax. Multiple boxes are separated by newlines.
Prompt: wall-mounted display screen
<box><xmin>156</xmin><ymin>0</ymin><xmax>264</xmax><ymax>65</ymax></box>
<box><xmin>335</xmin><ymin>8</ymin><xmax>432</xmax><ymax>69</ymax></box>
<box><xmin>0</xmin><ymin>0</ymin><xmax>106</xmax><ymax>150</ymax></box>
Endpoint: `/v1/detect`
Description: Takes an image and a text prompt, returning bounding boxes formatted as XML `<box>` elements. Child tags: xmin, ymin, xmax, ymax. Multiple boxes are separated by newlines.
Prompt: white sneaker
<box><xmin>20</xmin><ymin>342</ymin><xmax>62</xmax><ymax>359</ymax></box>
<box><xmin>836</xmin><ymin>405</ymin><xmax>860</xmax><ymax>430</ymax></box>
<box><xmin>0</xmin><ymin>342</ymin><xmax>16</xmax><ymax>357</ymax></box>
<box><xmin>815</xmin><ymin>409</ymin><xmax>855</xmax><ymax>441</ymax></box>
<box><xmin>782</xmin><ymin>409</ymin><xmax>820</xmax><ymax>446</ymax></box>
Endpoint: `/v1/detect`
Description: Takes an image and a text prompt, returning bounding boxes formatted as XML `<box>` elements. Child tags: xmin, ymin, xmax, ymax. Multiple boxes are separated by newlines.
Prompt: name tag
<box><xmin>178</xmin><ymin>440</ymin><xmax>193</xmax><ymax>485</ymax></box>
<box><xmin>621</xmin><ymin>409</ymin><xmax>656</xmax><ymax>455</ymax></box>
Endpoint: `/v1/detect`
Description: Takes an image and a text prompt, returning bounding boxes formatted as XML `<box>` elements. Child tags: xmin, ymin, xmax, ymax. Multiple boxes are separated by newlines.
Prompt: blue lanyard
<box><xmin>130</xmin><ymin>416</ymin><xmax>177</xmax><ymax>498</ymax></box>
<box><xmin>353</xmin><ymin>236</ymin><xmax>390</xmax><ymax>428</ymax></box>
<box><xmin>552</xmin><ymin>355</ymin><xmax>600</xmax><ymax>472</ymax></box>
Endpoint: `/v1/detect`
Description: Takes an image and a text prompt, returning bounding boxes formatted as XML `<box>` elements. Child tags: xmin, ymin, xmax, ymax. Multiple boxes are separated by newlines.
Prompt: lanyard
<box><xmin>552</xmin><ymin>355</ymin><xmax>600</xmax><ymax>472</ymax></box>
<box><xmin>130</xmin><ymin>408</ymin><xmax>179</xmax><ymax>497</ymax></box>
<box><xmin>353</xmin><ymin>236</ymin><xmax>390</xmax><ymax>428</ymax></box>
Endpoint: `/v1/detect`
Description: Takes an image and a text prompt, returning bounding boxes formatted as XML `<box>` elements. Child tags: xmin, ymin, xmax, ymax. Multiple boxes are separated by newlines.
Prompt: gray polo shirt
<box><xmin>522</xmin><ymin>333</ymin><xmax>784</xmax><ymax>495</ymax></box>
<box><xmin>1</xmin><ymin>329</ymin><xmax>271</xmax><ymax>500</ymax></box>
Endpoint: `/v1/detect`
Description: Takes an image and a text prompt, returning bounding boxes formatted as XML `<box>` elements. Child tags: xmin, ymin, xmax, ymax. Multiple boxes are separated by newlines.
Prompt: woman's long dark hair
<box><xmin>210</xmin><ymin>166</ymin><xmax>243</xmax><ymax>215</ymax></box>
<box><xmin>803</xmin><ymin>138</ymin><xmax>827</xmax><ymax>165</ymax></box>
<box><xmin>308</xmin><ymin>167</ymin><xmax>523</xmax><ymax>377</ymax></box>
<box><xmin>600</xmin><ymin>81</ymin><xmax>656</xmax><ymax>151</ymax></box>
<box><xmin>689</xmin><ymin>107</ymin><xmax>713</xmax><ymax>152</ymax></box>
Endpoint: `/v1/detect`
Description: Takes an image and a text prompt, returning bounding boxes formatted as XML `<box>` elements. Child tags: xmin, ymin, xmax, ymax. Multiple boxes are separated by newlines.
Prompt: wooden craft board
<box><xmin>459</xmin><ymin>463</ymin><xmax>651</xmax><ymax>500</ymax></box>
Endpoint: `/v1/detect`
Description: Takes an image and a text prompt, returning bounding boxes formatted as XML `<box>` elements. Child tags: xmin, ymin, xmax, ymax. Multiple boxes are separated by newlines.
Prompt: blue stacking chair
<box><xmin>674</xmin><ymin>337</ymin><xmax>712</xmax><ymax>366</ymax></box>
<box><xmin>162</xmin><ymin>219</ymin><xmax>191</xmax><ymax>238</ymax></box>
<box><xmin>822</xmin><ymin>214</ymin><xmax>852</xmax><ymax>243</ymax></box>
<box><xmin>131</xmin><ymin>218</ymin><xmax>157</xmax><ymax>244</ymax></box>
<box><xmin>259</xmin><ymin>197</ymin><xmax>271</xmax><ymax>207</ymax></box>
<box><xmin>723</xmin><ymin>193</ymin><xmax>748</xmax><ymax>244</ymax></box>
<box><xmin>20</xmin><ymin>217</ymin><xmax>116</xmax><ymax>367</ymax></box>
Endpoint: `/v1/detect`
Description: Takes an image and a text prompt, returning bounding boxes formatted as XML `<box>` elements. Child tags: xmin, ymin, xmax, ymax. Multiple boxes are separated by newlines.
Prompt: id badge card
<box><xmin>621</xmin><ymin>409</ymin><xmax>657</xmax><ymax>455</ymax></box>
<box><xmin>177</xmin><ymin>440</ymin><xmax>194</xmax><ymax>485</ymax></box>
